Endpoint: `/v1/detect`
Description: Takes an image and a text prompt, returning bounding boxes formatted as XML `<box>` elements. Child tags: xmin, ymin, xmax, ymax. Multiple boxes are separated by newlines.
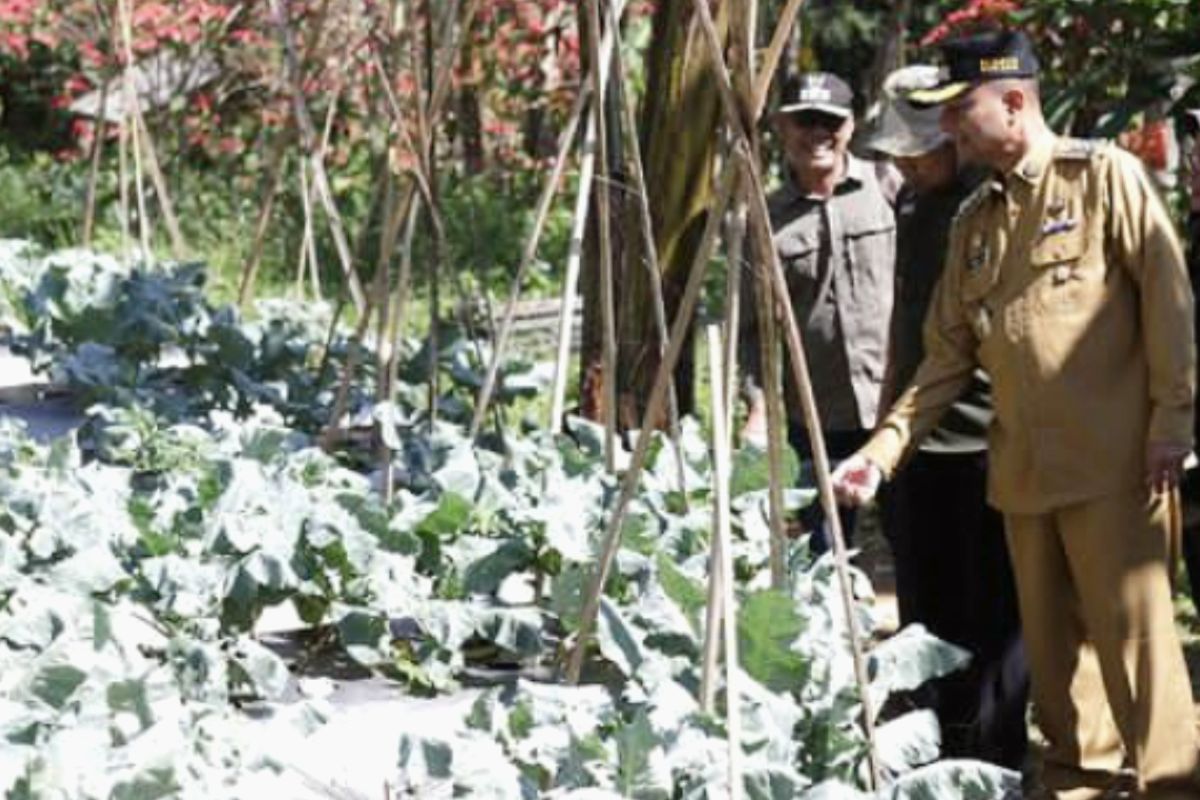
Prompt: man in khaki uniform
<box><xmin>832</xmin><ymin>31</ymin><xmax>1200</xmax><ymax>799</ymax></box>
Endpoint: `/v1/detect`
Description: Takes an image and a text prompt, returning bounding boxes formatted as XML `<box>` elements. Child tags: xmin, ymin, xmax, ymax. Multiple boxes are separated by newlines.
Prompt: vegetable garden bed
<box><xmin>0</xmin><ymin>241</ymin><xmax>1019</xmax><ymax>798</ymax></box>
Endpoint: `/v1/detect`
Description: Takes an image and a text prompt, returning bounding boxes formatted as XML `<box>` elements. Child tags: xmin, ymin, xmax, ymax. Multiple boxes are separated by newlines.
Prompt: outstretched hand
<box><xmin>831</xmin><ymin>454</ymin><xmax>883</xmax><ymax>507</ymax></box>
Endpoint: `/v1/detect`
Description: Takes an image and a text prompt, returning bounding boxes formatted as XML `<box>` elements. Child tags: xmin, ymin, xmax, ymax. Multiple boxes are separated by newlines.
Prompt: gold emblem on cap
<box><xmin>980</xmin><ymin>56</ymin><xmax>1019</xmax><ymax>73</ymax></box>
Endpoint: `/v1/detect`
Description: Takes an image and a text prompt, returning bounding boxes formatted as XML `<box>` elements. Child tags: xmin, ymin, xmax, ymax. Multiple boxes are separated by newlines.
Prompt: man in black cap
<box><xmin>833</xmin><ymin>30</ymin><xmax>1200</xmax><ymax>799</ymax></box>
<box><xmin>740</xmin><ymin>71</ymin><xmax>896</xmax><ymax>554</ymax></box>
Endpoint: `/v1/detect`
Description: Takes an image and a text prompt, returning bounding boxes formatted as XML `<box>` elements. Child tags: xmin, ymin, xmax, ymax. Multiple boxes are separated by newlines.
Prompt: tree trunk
<box><xmin>864</xmin><ymin>0</ymin><xmax>909</xmax><ymax>113</ymax></box>
<box><xmin>579</xmin><ymin>0</ymin><xmax>727</xmax><ymax>427</ymax></box>
<box><xmin>457</xmin><ymin>11</ymin><xmax>485</xmax><ymax>174</ymax></box>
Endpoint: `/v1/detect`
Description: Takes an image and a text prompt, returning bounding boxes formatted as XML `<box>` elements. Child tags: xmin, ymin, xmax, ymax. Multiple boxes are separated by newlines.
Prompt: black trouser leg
<box><xmin>1185</xmin><ymin>240</ymin><xmax>1200</xmax><ymax>613</ymax></box>
<box><xmin>880</xmin><ymin>449</ymin><xmax>1030</xmax><ymax>770</ymax></box>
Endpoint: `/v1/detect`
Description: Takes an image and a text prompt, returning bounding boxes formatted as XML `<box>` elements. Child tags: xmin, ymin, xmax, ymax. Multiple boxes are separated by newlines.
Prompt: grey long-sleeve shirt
<box><xmin>742</xmin><ymin>154</ymin><xmax>896</xmax><ymax>432</ymax></box>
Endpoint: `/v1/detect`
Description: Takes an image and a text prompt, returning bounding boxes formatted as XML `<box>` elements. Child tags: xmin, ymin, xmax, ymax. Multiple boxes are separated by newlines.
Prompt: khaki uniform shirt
<box><xmin>860</xmin><ymin>135</ymin><xmax>1194</xmax><ymax>514</ymax></box>
<box><xmin>743</xmin><ymin>155</ymin><xmax>896</xmax><ymax>432</ymax></box>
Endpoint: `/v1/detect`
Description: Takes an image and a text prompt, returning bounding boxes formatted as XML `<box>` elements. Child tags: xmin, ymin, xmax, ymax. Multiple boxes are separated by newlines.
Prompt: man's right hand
<box><xmin>832</xmin><ymin>454</ymin><xmax>883</xmax><ymax>506</ymax></box>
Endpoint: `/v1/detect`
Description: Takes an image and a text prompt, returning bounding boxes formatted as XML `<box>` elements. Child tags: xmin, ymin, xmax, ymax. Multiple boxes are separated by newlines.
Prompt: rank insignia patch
<box><xmin>1040</xmin><ymin>217</ymin><xmax>1077</xmax><ymax>237</ymax></box>
<box><xmin>967</xmin><ymin>233</ymin><xmax>988</xmax><ymax>273</ymax></box>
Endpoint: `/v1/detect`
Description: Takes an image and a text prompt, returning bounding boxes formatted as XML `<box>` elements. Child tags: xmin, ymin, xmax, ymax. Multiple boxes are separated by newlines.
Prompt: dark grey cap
<box><xmin>777</xmin><ymin>72</ymin><xmax>854</xmax><ymax>118</ymax></box>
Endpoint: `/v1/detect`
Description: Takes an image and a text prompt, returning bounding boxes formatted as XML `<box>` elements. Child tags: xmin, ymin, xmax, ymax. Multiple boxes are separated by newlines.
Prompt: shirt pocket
<box><xmin>1030</xmin><ymin>228</ymin><xmax>1098</xmax><ymax>315</ymax></box>
<box><xmin>844</xmin><ymin>219</ymin><xmax>895</xmax><ymax>274</ymax></box>
<box><xmin>778</xmin><ymin>232</ymin><xmax>820</xmax><ymax>280</ymax></box>
<box><xmin>844</xmin><ymin>217</ymin><xmax>895</xmax><ymax>309</ymax></box>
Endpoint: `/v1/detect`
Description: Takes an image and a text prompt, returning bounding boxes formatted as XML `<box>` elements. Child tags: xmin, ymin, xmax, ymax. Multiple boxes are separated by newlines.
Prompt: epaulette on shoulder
<box><xmin>952</xmin><ymin>181</ymin><xmax>991</xmax><ymax>225</ymax></box>
<box><xmin>1054</xmin><ymin>137</ymin><xmax>1106</xmax><ymax>161</ymax></box>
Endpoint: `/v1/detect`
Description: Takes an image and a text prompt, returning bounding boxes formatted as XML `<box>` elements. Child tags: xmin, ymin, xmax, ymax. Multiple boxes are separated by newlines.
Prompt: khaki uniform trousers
<box><xmin>1006</xmin><ymin>488</ymin><xmax>1200</xmax><ymax>799</ymax></box>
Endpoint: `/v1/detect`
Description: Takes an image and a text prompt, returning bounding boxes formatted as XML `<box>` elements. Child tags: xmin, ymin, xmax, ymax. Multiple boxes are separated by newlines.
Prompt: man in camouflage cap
<box><xmin>870</xmin><ymin>63</ymin><xmax>1028</xmax><ymax>771</ymax></box>
<box><xmin>835</xmin><ymin>30</ymin><xmax>1199</xmax><ymax>799</ymax></box>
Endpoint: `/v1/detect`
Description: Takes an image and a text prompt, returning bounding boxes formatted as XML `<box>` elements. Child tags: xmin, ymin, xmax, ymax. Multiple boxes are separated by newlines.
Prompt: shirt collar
<box><xmin>781</xmin><ymin>153</ymin><xmax>866</xmax><ymax>203</ymax></box>
<box><xmin>1005</xmin><ymin>133</ymin><xmax>1057</xmax><ymax>188</ymax></box>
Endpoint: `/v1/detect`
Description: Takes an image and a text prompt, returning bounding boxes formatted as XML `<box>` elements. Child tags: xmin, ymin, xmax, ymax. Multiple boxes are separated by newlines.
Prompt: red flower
<box><xmin>921</xmin><ymin>0</ymin><xmax>1020</xmax><ymax>46</ymax></box>
<box><xmin>0</xmin><ymin>31</ymin><xmax>29</xmax><ymax>59</ymax></box>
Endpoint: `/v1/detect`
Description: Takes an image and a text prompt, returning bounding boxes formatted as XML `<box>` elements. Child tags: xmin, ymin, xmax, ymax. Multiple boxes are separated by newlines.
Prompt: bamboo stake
<box><xmin>115</xmin><ymin>0</ymin><xmax>152</xmax><ymax>259</ymax></box>
<box><xmin>549</xmin><ymin>121</ymin><xmax>596</xmax><ymax>432</ymax></box>
<box><xmin>751</xmin><ymin>0</ymin><xmax>805</xmax><ymax>120</ymax></box>
<box><xmin>405</xmin><ymin>153</ymin><xmax>505</xmax><ymax>445</ymax></box>
<box><xmin>315</xmin><ymin>118</ymin><xmax>397</xmax><ymax>451</ymax></box>
<box><xmin>566</xmin><ymin>155</ymin><xmax>740</xmax><ymax>684</ymax></box>
<box><xmin>292</xmin><ymin>85</ymin><xmax>341</xmax><ymax>300</ymax></box>
<box><xmin>117</xmin><ymin>95</ymin><xmax>130</xmax><ymax>258</ymax></box>
<box><xmin>687</xmin><ymin>0</ymin><xmax>881</xmax><ymax>782</ymax></box>
<box><xmin>240</xmin><ymin>136</ymin><xmax>292</xmax><ymax>306</ymax></box>
<box><xmin>751</xmin><ymin>226</ymin><xmax>789</xmax><ymax>591</ymax></box>
<box><xmin>365</xmin><ymin>0</ymin><xmax>483</xmax><ymax>411</ymax></box>
<box><xmin>729</xmin><ymin>0</ymin><xmax>755</xmax><ymax>107</ymax></box>
<box><xmin>701</xmin><ymin>348</ymin><xmax>727</xmax><ymax>711</ymax></box>
<box><xmin>722</xmin><ymin>186</ymin><xmax>746</xmax><ymax>438</ymax></box>
<box><xmin>547</xmin><ymin>0</ymin><xmax>628</xmax><ymax>432</ymax></box>
<box><xmin>388</xmin><ymin>198</ymin><xmax>422</xmax><ymax>361</ymax></box>
<box><xmin>319</xmin><ymin>158</ymin><xmax>401</xmax><ymax>450</ymax></box>
<box><xmin>369</xmin><ymin>170</ymin><xmax>397</xmax><ymax>483</ymax></box>
<box><xmin>415</xmin><ymin>4</ymin><xmax>441</xmax><ymax>428</ymax></box>
<box><xmin>324</xmin><ymin>0</ymin><xmax>468</xmax><ymax>450</ymax></box>
<box><xmin>742</xmin><ymin>149</ymin><xmax>881</xmax><ymax>787</ymax></box>
<box><xmin>724</xmin><ymin>0</ymin><xmax>792</xmax><ymax>594</ymax></box>
<box><xmin>239</xmin><ymin>0</ymin><xmax>334</xmax><ymax>306</ymax></box>
<box><xmin>426</xmin><ymin>0</ymin><xmax>470</xmax><ymax>132</ymax></box>
<box><xmin>700</xmin><ymin>518</ymin><xmax>724</xmax><ymax>710</ymax></box>
<box><xmin>82</xmin><ymin>82</ymin><xmax>109</xmax><ymax>246</ymax></box>
<box><xmin>130</xmin><ymin>98</ymin><xmax>187</xmax><ymax>259</ymax></box>
<box><xmin>605</xmin><ymin>0</ymin><xmax>689</xmax><ymax>501</ymax></box>
<box><xmin>315</xmin><ymin>84</ymin><xmax>387</xmax><ymax>449</ymax></box>
<box><xmin>319</xmin><ymin>304</ymin><xmax>376</xmax><ymax>452</ymax></box>
<box><xmin>293</xmin><ymin>224</ymin><xmax>308</xmax><ymax>296</ymax></box>
<box><xmin>268</xmin><ymin>0</ymin><xmax>368</xmax><ymax>315</ymax></box>
<box><xmin>114</xmin><ymin>0</ymin><xmax>186</xmax><ymax>259</ymax></box>
<box><xmin>374</xmin><ymin>173</ymin><xmax>398</xmax><ymax>404</ymax></box>
<box><xmin>380</xmin><ymin>196</ymin><xmax>422</xmax><ymax>505</ymax></box>
<box><xmin>122</xmin><ymin>73</ymin><xmax>150</xmax><ymax>256</ymax></box>
<box><xmin>295</xmin><ymin>160</ymin><xmax>318</xmax><ymax>296</ymax></box>
<box><xmin>466</xmin><ymin>83</ymin><xmax>590</xmax><ymax>440</ymax></box>
<box><xmin>681</xmin><ymin>0</ymin><xmax>786</xmax><ymax>589</ymax></box>
<box><xmin>369</xmin><ymin>0</ymin><xmax>479</xmax><ymax>315</ymax></box>
<box><xmin>315</xmin><ymin>294</ymin><xmax>348</xmax><ymax>403</ymax></box>
<box><xmin>583</xmin><ymin>0</ymin><xmax>618</xmax><ymax>474</ymax></box>
<box><xmin>706</xmin><ymin>322</ymin><xmax>742</xmax><ymax>800</ymax></box>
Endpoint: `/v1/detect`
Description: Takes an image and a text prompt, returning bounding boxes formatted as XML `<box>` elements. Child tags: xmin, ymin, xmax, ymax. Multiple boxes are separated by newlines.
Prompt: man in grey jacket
<box><xmin>741</xmin><ymin>71</ymin><xmax>896</xmax><ymax>551</ymax></box>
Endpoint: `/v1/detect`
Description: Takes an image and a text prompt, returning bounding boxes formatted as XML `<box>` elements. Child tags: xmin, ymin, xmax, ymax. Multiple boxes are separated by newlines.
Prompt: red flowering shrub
<box><xmin>0</xmin><ymin>0</ymin><xmax>649</xmax><ymax>179</ymax></box>
<box><xmin>921</xmin><ymin>0</ymin><xmax>1020</xmax><ymax>46</ymax></box>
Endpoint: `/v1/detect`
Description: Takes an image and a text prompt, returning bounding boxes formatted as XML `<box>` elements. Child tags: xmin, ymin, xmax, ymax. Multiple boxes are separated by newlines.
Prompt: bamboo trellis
<box><xmin>85</xmin><ymin>0</ymin><xmax>887</xmax><ymax>787</ymax></box>
<box><xmin>555</xmin><ymin>0</ymin><xmax>883</xmax><ymax>788</ymax></box>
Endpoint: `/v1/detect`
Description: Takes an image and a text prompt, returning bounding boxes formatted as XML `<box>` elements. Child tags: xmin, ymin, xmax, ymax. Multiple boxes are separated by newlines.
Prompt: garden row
<box><xmin>0</xmin><ymin>241</ymin><xmax>1015</xmax><ymax>797</ymax></box>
